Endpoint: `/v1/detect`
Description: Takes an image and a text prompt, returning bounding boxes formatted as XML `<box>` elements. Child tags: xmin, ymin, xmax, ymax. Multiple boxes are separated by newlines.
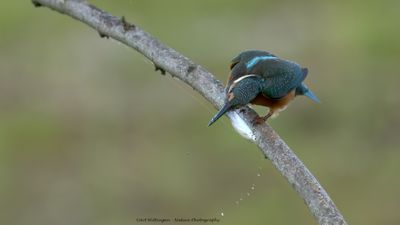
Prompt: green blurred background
<box><xmin>1</xmin><ymin>1</ymin><xmax>400</xmax><ymax>225</ymax></box>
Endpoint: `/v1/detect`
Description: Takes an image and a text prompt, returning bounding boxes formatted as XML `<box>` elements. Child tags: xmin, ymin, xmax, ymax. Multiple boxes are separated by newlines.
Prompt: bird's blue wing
<box><xmin>259</xmin><ymin>60</ymin><xmax>308</xmax><ymax>99</ymax></box>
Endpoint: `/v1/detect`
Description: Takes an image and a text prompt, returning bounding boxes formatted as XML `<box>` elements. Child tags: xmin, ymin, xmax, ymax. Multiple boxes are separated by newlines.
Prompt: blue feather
<box><xmin>246</xmin><ymin>56</ymin><xmax>277</xmax><ymax>69</ymax></box>
<box><xmin>304</xmin><ymin>89</ymin><xmax>320</xmax><ymax>103</ymax></box>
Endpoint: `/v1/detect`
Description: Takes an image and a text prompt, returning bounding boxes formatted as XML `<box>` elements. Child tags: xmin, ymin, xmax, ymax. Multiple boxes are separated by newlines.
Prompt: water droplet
<box><xmin>239</xmin><ymin>198</ymin><xmax>243</xmax><ymax>201</ymax></box>
<box><xmin>251</xmin><ymin>186</ymin><xmax>255</xmax><ymax>190</ymax></box>
<box><xmin>220</xmin><ymin>212</ymin><xmax>224</xmax><ymax>216</ymax></box>
<box><xmin>257</xmin><ymin>173</ymin><xmax>261</xmax><ymax>177</ymax></box>
<box><xmin>247</xmin><ymin>192</ymin><xmax>250</xmax><ymax>196</ymax></box>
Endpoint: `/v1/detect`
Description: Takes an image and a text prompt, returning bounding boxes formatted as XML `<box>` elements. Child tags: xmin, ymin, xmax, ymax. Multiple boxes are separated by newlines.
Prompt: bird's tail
<box><xmin>208</xmin><ymin>103</ymin><xmax>232</xmax><ymax>126</ymax></box>
<box><xmin>304</xmin><ymin>89</ymin><xmax>321</xmax><ymax>103</ymax></box>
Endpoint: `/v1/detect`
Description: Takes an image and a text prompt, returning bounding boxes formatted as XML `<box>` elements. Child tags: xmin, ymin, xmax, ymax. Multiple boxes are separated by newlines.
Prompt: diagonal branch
<box><xmin>31</xmin><ymin>0</ymin><xmax>347</xmax><ymax>224</ymax></box>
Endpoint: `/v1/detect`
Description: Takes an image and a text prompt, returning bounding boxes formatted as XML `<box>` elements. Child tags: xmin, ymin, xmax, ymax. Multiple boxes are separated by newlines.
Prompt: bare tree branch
<box><xmin>31</xmin><ymin>0</ymin><xmax>347</xmax><ymax>224</ymax></box>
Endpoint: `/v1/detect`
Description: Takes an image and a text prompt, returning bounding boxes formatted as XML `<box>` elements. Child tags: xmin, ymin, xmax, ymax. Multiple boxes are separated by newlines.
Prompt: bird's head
<box><xmin>208</xmin><ymin>75</ymin><xmax>262</xmax><ymax>126</ymax></box>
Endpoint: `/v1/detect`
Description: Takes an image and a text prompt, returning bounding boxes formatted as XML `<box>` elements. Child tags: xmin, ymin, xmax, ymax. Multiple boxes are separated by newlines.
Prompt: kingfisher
<box><xmin>208</xmin><ymin>50</ymin><xmax>320</xmax><ymax>126</ymax></box>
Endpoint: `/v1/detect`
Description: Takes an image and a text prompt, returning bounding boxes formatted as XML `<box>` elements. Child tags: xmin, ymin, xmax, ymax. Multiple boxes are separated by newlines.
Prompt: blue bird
<box><xmin>208</xmin><ymin>50</ymin><xmax>320</xmax><ymax>126</ymax></box>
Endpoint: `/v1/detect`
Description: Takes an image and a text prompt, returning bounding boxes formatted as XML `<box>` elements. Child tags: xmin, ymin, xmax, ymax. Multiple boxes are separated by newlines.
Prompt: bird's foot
<box><xmin>252</xmin><ymin>116</ymin><xmax>266</xmax><ymax>125</ymax></box>
<box><xmin>252</xmin><ymin>112</ymin><xmax>273</xmax><ymax>125</ymax></box>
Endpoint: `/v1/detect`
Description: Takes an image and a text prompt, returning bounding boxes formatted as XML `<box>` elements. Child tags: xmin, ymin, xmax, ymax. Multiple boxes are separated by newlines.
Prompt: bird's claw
<box><xmin>252</xmin><ymin>116</ymin><xmax>266</xmax><ymax>125</ymax></box>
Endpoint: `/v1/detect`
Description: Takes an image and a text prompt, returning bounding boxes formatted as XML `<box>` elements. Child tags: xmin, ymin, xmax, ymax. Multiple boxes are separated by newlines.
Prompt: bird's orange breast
<box><xmin>251</xmin><ymin>90</ymin><xmax>296</xmax><ymax>111</ymax></box>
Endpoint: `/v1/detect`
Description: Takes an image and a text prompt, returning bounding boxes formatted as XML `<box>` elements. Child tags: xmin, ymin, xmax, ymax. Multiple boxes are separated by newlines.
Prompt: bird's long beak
<box><xmin>304</xmin><ymin>90</ymin><xmax>321</xmax><ymax>103</ymax></box>
<box><xmin>208</xmin><ymin>103</ymin><xmax>232</xmax><ymax>126</ymax></box>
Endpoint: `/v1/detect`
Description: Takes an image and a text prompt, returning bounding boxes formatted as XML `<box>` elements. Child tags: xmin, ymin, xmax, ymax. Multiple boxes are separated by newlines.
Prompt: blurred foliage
<box><xmin>1</xmin><ymin>1</ymin><xmax>400</xmax><ymax>225</ymax></box>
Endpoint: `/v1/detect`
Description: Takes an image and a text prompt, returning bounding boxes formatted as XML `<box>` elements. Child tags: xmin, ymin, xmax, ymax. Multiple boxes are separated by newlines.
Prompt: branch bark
<box><xmin>32</xmin><ymin>0</ymin><xmax>347</xmax><ymax>224</ymax></box>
